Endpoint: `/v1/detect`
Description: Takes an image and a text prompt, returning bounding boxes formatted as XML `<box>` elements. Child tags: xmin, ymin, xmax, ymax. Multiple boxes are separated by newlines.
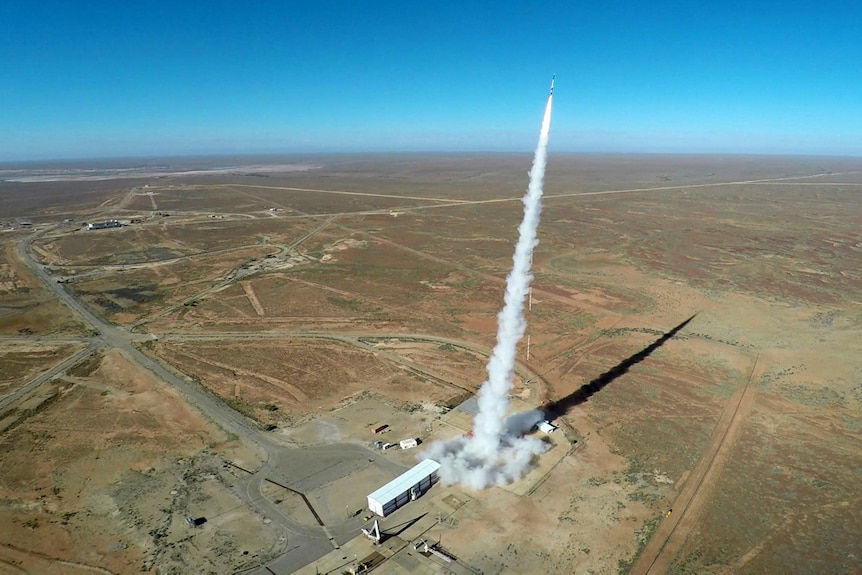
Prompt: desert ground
<box><xmin>1</xmin><ymin>153</ymin><xmax>861</xmax><ymax>574</ymax></box>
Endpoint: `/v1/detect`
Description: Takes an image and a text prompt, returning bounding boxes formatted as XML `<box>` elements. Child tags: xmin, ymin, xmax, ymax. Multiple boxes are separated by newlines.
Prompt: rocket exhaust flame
<box><xmin>422</xmin><ymin>79</ymin><xmax>554</xmax><ymax>489</ymax></box>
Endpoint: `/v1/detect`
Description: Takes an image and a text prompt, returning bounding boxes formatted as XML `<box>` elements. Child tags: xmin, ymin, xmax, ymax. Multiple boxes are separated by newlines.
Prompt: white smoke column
<box><xmin>422</xmin><ymin>85</ymin><xmax>553</xmax><ymax>489</ymax></box>
<box><xmin>472</xmin><ymin>89</ymin><xmax>553</xmax><ymax>453</ymax></box>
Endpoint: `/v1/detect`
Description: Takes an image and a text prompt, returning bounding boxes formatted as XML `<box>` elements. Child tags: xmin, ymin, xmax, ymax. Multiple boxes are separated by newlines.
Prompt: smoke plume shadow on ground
<box><xmin>542</xmin><ymin>314</ymin><xmax>696</xmax><ymax>420</ymax></box>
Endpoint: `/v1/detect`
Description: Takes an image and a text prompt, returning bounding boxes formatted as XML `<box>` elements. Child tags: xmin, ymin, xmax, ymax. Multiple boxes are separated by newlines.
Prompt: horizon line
<box><xmin>3</xmin><ymin>149</ymin><xmax>862</xmax><ymax>166</ymax></box>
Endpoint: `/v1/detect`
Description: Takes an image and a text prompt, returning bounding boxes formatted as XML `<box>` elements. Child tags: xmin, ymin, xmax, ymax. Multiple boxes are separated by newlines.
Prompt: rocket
<box><xmin>549</xmin><ymin>74</ymin><xmax>555</xmax><ymax>96</ymax></box>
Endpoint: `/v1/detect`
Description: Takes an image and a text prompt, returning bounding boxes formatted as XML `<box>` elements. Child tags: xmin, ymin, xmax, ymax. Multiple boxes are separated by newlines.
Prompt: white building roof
<box><xmin>538</xmin><ymin>421</ymin><xmax>558</xmax><ymax>434</ymax></box>
<box><xmin>368</xmin><ymin>459</ymin><xmax>440</xmax><ymax>504</ymax></box>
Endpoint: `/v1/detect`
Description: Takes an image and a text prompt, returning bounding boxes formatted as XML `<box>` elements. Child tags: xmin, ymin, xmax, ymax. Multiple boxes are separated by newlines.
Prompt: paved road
<box><xmin>11</xmin><ymin>220</ymin><xmax>562</xmax><ymax>572</ymax></box>
<box><xmin>15</xmin><ymin>229</ymin><xmax>392</xmax><ymax>574</ymax></box>
<box><xmin>0</xmin><ymin>342</ymin><xmax>97</xmax><ymax>411</ymax></box>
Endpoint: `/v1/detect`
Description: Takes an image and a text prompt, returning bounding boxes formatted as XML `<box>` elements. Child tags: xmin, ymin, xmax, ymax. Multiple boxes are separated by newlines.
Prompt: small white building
<box><xmin>367</xmin><ymin>459</ymin><xmax>440</xmax><ymax>517</ymax></box>
<box><xmin>399</xmin><ymin>438</ymin><xmax>418</xmax><ymax>450</ymax></box>
<box><xmin>537</xmin><ymin>421</ymin><xmax>558</xmax><ymax>434</ymax></box>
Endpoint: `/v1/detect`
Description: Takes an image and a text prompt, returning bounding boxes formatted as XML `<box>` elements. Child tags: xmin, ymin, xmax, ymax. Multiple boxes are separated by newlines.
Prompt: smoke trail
<box><xmin>422</xmin><ymin>83</ymin><xmax>554</xmax><ymax>490</ymax></box>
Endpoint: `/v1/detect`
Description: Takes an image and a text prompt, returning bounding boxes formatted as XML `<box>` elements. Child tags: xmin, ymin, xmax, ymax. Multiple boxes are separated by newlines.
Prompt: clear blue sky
<box><xmin>2</xmin><ymin>0</ymin><xmax>860</xmax><ymax>160</ymax></box>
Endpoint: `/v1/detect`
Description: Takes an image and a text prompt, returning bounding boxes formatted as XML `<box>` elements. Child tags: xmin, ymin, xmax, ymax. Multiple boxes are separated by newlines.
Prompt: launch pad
<box><xmin>283</xmin><ymin>390</ymin><xmax>575</xmax><ymax>574</ymax></box>
<box><xmin>294</xmin><ymin>482</ymin><xmax>476</xmax><ymax>575</ymax></box>
<box><xmin>429</xmin><ymin>395</ymin><xmax>577</xmax><ymax>496</ymax></box>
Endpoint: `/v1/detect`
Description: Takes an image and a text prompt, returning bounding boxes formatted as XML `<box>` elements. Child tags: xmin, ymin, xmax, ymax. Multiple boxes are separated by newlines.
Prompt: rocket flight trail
<box><xmin>422</xmin><ymin>78</ymin><xmax>555</xmax><ymax>490</ymax></box>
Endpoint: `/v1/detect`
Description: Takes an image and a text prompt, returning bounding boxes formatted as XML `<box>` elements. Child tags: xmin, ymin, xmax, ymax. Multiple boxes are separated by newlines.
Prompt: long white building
<box><xmin>367</xmin><ymin>459</ymin><xmax>440</xmax><ymax>517</ymax></box>
<box><xmin>86</xmin><ymin>220</ymin><xmax>122</xmax><ymax>230</ymax></box>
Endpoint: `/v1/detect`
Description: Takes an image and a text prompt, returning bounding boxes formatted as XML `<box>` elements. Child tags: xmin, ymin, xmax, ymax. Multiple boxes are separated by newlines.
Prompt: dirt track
<box><xmin>631</xmin><ymin>354</ymin><xmax>762</xmax><ymax>574</ymax></box>
<box><xmin>158</xmin><ymin>330</ymin><xmax>543</xmax><ymax>396</ymax></box>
